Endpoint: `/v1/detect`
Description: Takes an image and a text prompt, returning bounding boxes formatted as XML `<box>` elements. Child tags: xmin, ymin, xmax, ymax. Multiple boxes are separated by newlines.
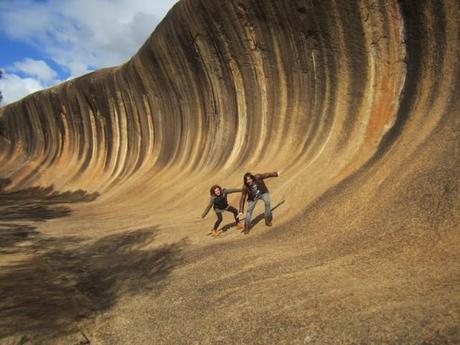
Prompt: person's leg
<box><xmin>226</xmin><ymin>205</ymin><xmax>242</xmax><ymax>228</ymax></box>
<box><xmin>245</xmin><ymin>199</ymin><xmax>258</xmax><ymax>230</ymax></box>
<box><xmin>261</xmin><ymin>193</ymin><xmax>272</xmax><ymax>225</ymax></box>
<box><xmin>213</xmin><ymin>212</ymin><xmax>223</xmax><ymax>235</ymax></box>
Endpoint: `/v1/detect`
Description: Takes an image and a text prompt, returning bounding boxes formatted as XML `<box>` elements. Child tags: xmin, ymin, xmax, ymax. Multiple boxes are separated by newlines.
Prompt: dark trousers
<box><xmin>213</xmin><ymin>206</ymin><xmax>239</xmax><ymax>230</ymax></box>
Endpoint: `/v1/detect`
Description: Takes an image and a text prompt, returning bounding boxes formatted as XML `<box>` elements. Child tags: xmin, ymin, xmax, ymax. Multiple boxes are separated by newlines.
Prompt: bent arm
<box><xmin>201</xmin><ymin>198</ymin><xmax>213</xmax><ymax>218</ymax></box>
<box><xmin>257</xmin><ymin>172</ymin><xmax>279</xmax><ymax>179</ymax></box>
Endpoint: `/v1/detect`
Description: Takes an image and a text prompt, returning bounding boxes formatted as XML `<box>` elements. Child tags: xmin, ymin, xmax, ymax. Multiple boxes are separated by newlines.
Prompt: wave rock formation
<box><xmin>0</xmin><ymin>0</ymin><xmax>459</xmax><ymax>344</ymax></box>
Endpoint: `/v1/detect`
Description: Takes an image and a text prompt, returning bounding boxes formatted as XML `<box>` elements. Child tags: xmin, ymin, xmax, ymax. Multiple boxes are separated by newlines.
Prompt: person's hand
<box><xmin>238</xmin><ymin>212</ymin><xmax>244</xmax><ymax>219</ymax></box>
<box><xmin>277</xmin><ymin>171</ymin><xmax>281</xmax><ymax>177</ymax></box>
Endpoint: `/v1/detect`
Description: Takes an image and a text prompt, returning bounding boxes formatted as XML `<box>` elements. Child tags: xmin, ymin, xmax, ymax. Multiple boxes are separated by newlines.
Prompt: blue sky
<box><xmin>0</xmin><ymin>0</ymin><xmax>178</xmax><ymax>105</ymax></box>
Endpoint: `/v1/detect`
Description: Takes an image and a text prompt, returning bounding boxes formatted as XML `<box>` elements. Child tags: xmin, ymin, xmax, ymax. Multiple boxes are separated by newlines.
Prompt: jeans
<box><xmin>245</xmin><ymin>193</ymin><xmax>272</xmax><ymax>227</ymax></box>
<box><xmin>213</xmin><ymin>205</ymin><xmax>239</xmax><ymax>230</ymax></box>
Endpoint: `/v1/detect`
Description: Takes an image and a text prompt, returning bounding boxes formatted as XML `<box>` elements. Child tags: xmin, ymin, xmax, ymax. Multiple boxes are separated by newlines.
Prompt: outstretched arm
<box><xmin>201</xmin><ymin>198</ymin><xmax>213</xmax><ymax>218</ymax></box>
<box><xmin>224</xmin><ymin>188</ymin><xmax>243</xmax><ymax>194</ymax></box>
<box><xmin>256</xmin><ymin>171</ymin><xmax>280</xmax><ymax>179</ymax></box>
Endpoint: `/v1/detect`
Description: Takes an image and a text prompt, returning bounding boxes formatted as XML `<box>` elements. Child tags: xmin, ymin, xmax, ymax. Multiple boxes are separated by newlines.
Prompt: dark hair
<box><xmin>210</xmin><ymin>185</ymin><xmax>222</xmax><ymax>196</ymax></box>
<box><xmin>243</xmin><ymin>172</ymin><xmax>256</xmax><ymax>188</ymax></box>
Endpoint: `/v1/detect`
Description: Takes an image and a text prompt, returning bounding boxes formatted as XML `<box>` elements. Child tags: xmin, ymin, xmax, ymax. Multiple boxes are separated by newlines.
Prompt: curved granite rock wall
<box><xmin>0</xmin><ymin>0</ymin><xmax>458</xmax><ymax>224</ymax></box>
<box><xmin>1</xmin><ymin>1</ymin><xmax>460</xmax><ymax>343</ymax></box>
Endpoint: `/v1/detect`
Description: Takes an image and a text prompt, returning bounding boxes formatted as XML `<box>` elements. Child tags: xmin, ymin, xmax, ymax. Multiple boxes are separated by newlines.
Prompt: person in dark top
<box><xmin>239</xmin><ymin>171</ymin><xmax>280</xmax><ymax>234</ymax></box>
<box><xmin>202</xmin><ymin>185</ymin><xmax>243</xmax><ymax>236</ymax></box>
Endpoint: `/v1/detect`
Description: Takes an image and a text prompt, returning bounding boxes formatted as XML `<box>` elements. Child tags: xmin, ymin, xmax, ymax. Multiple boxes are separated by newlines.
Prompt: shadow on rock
<box><xmin>249</xmin><ymin>200</ymin><xmax>286</xmax><ymax>232</ymax></box>
<box><xmin>0</xmin><ymin>223</ymin><xmax>40</xmax><ymax>254</ymax></box>
<box><xmin>0</xmin><ymin>178</ymin><xmax>99</xmax><ymax>222</ymax></box>
<box><xmin>0</xmin><ymin>226</ymin><xmax>186</xmax><ymax>340</ymax></box>
<box><xmin>0</xmin><ymin>179</ymin><xmax>185</xmax><ymax>341</ymax></box>
<box><xmin>220</xmin><ymin>220</ymin><xmax>240</xmax><ymax>233</ymax></box>
<box><xmin>220</xmin><ymin>201</ymin><xmax>286</xmax><ymax>234</ymax></box>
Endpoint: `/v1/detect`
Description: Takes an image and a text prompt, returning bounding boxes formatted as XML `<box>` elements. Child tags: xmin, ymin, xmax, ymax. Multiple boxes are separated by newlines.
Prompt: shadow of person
<box><xmin>219</xmin><ymin>200</ymin><xmax>286</xmax><ymax>235</ymax></box>
<box><xmin>220</xmin><ymin>221</ymin><xmax>239</xmax><ymax>233</ymax></box>
<box><xmin>247</xmin><ymin>200</ymin><xmax>286</xmax><ymax>234</ymax></box>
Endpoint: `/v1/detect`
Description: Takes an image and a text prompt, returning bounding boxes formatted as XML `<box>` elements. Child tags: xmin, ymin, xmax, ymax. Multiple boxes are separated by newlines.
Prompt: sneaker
<box><xmin>236</xmin><ymin>222</ymin><xmax>244</xmax><ymax>229</ymax></box>
<box><xmin>265</xmin><ymin>219</ymin><xmax>272</xmax><ymax>226</ymax></box>
<box><xmin>211</xmin><ymin>229</ymin><xmax>221</xmax><ymax>237</ymax></box>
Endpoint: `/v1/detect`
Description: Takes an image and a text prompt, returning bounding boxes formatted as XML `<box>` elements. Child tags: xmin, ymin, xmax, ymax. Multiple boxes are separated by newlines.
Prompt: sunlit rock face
<box><xmin>0</xmin><ymin>0</ymin><xmax>457</xmax><ymax>187</ymax></box>
<box><xmin>2</xmin><ymin>0</ymin><xmax>457</xmax><ymax>195</ymax></box>
<box><xmin>0</xmin><ymin>0</ymin><xmax>459</xmax><ymax>343</ymax></box>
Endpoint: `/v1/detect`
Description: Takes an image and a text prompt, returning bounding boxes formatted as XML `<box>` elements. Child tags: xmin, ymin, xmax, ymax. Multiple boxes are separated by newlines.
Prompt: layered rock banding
<box><xmin>0</xmin><ymin>0</ymin><xmax>459</xmax><ymax>344</ymax></box>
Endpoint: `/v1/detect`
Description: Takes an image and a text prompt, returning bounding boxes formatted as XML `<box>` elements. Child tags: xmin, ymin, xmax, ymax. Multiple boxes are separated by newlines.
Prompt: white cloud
<box><xmin>0</xmin><ymin>0</ymin><xmax>179</xmax><ymax>76</ymax></box>
<box><xmin>0</xmin><ymin>0</ymin><xmax>178</xmax><ymax>104</ymax></box>
<box><xmin>0</xmin><ymin>71</ymin><xmax>45</xmax><ymax>105</ymax></box>
<box><xmin>11</xmin><ymin>58</ymin><xmax>58</xmax><ymax>83</ymax></box>
<box><xmin>0</xmin><ymin>59</ymin><xmax>61</xmax><ymax>105</ymax></box>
